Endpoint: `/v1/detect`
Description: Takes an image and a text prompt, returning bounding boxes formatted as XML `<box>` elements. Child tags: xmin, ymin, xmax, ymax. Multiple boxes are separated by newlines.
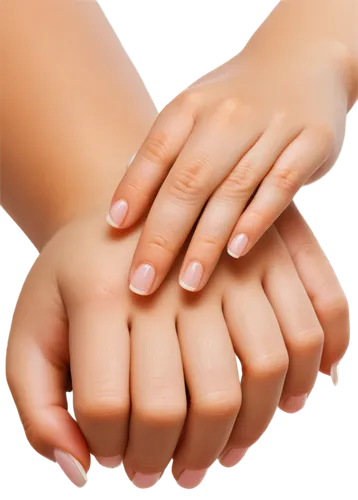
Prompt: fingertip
<box><xmin>107</xmin><ymin>199</ymin><xmax>129</xmax><ymax>229</ymax></box>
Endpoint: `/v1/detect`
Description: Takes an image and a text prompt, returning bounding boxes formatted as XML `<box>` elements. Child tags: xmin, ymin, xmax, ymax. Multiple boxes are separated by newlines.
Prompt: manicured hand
<box><xmin>107</xmin><ymin>6</ymin><xmax>355</xmax><ymax>295</ymax></box>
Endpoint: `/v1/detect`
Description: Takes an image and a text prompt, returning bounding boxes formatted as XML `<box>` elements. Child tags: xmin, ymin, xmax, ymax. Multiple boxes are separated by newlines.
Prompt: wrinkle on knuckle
<box><xmin>273</xmin><ymin>165</ymin><xmax>300</xmax><ymax>195</ymax></box>
<box><xmin>220</xmin><ymin>162</ymin><xmax>258</xmax><ymax>200</ymax></box>
<box><xmin>317</xmin><ymin>292</ymin><xmax>349</xmax><ymax>322</ymax></box>
<box><xmin>143</xmin><ymin>132</ymin><xmax>169</xmax><ymax>164</ymax></box>
<box><xmin>169</xmin><ymin>157</ymin><xmax>210</xmax><ymax>202</ymax></box>
<box><xmin>147</xmin><ymin>232</ymin><xmax>176</xmax><ymax>258</ymax></box>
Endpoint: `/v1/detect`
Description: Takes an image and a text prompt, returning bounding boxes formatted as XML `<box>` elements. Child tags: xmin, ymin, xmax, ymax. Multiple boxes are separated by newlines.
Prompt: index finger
<box><xmin>107</xmin><ymin>98</ymin><xmax>195</xmax><ymax>229</ymax></box>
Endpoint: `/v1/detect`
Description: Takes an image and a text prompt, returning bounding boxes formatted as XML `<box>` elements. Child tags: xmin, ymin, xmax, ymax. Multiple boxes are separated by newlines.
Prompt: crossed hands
<box><xmin>7</xmin><ymin>204</ymin><xmax>349</xmax><ymax>489</ymax></box>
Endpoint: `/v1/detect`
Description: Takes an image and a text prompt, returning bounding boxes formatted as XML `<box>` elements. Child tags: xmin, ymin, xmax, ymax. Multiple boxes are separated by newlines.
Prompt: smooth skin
<box><xmin>0</xmin><ymin>0</ymin><xmax>349</xmax><ymax>490</ymax></box>
<box><xmin>109</xmin><ymin>0</ymin><xmax>358</xmax><ymax>295</ymax></box>
<box><xmin>6</xmin><ymin>204</ymin><xmax>349</xmax><ymax>489</ymax></box>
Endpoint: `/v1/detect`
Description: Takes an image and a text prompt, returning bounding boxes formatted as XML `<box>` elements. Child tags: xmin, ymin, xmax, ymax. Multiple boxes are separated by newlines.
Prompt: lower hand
<box><xmin>6</xmin><ymin>203</ymin><xmax>349</xmax><ymax>489</ymax></box>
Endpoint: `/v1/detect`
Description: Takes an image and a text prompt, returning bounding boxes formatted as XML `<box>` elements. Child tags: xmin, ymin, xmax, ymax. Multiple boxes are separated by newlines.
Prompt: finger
<box><xmin>123</xmin><ymin>309</ymin><xmax>186</xmax><ymax>489</ymax></box>
<box><xmin>179</xmin><ymin>118</ymin><xmax>300</xmax><ymax>290</ymax></box>
<box><xmin>262</xmin><ymin>239</ymin><xmax>325</xmax><ymax>413</ymax></box>
<box><xmin>172</xmin><ymin>299</ymin><xmax>241</xmax><ymax>488</ymax></box>
<box><xmin>6</xmin><ymin>264</ymin><xmax>89</xmax><ymax>488</ymax></box>
<box><xmin>275</xmin><ymin>203</ymin><xmax>350</xmax><ymax>382</ymax></box>
<box><xmin>129</xmin><ymin>106</ymin><xmax>261</xmax><ymax>295</ymax></box>
<box><xmin>69</xmin><ymin>301</ymin><xmax>130</xmax><ymax>468</ymax></box>
<box><xmin>229</xmin><ymin>126</ymin><xmax>334</xmax><ymax>257</ymax></box>
<box><xmin>219</xmin><ymin>282</ymin><xmax>288</xmax><ymax>467</ymax></box>
<box><xmin>107</xmin><ymin>96</ymin><xmax>195</xmax><ymax>229</ymax></box>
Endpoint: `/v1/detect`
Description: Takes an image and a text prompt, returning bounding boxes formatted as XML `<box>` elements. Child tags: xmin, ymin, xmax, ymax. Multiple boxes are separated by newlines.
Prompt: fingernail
<box><xmin>106</xmin><ymin>200</ymin><xmax>128</xmax><ymax>228</ymax></box>
<box><xmin>228</xmin><ymin>233</ymin><xmax>248</xmax><ymax>258</ymax></box>
<box><xmin>96</xmin><ymin>455</ymin><xmax>122</xmax><ymax>468</ymax></box>
<box><xmin>179</xmin><ymin>261</ymin><xmax>203</xmax><ymax>292</ymax></box>
<box><xmin>129</xmin><ymin>263</ymin><xmax>155</xmax><ymax>295</ymax></box>
<box><xmin>54</xmin><ymin>449</ymin><xmax>87</xmax><ymax>488</ymax></box>
<box><xmin>177</xmin><ymin>468</ymin><xmax>208</xmax><ymax>489</ymax></box>
<box><xmin>280</xmin><ymin>394</ymin><xmax>308</xmax><ymax>414</ymax></box>
<box><xmin>219</xmin><ymin>447</ymin><xmax>248</xmax><ymax>467</ymax></box>
<box><xmin>132</xmin><ymin>473</ymin><xmax>161</xmax><ymax>489</ymax></box>
<box><xmin>331</xmin><ymin>362</ymin><xmax>339</xmax><ymax>386</ymax></box>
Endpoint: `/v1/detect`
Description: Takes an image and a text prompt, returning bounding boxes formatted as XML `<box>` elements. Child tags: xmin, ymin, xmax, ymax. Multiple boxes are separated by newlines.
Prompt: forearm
<box><xmin>244</xmin><ymin>0</ymin><xmax>358</xmax><ymax>107</ymax></box>
<box><xmin>0</xmin><ymin>0</ymin><xmax>157</xmax><ymax>250</ymax></box>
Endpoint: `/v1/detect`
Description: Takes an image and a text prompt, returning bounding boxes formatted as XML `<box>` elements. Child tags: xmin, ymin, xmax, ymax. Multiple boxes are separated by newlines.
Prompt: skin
<box><xmin>0</xmin><ymin>0</ymin><xmax>350</xmax><ymax>490</ymax></box>
<box><xmin>108</xmin><ymin>0</ymin><xmax>358</xmax><ymax>295</ymax></box>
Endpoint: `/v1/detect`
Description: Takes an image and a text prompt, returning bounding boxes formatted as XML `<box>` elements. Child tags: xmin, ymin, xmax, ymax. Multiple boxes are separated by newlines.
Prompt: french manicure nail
<box><xmin>219</xmin><ymin>447</ymin><xmax>248</xmax><ymax>467</ymax></box>
<box><xmin>180</xmin><ymin>261</ymin><xmax>203</xmax><ymax>292</ymax></box>
<box><xmin>54</xmin><ymin>449</ymin><xmax>87</xmax><ymax>488</ymax></box>
<box><xmin>96</xmin><ymin>455</ymin><xmax>122</xmax><ymax>468</ymax></box>
<box><xmin>177</xmin><ymin>468</ymin><xmax>208</xmax><ymax>489</ymax></box>
<box><xmin>280</xmin><ymin>394</ymin><xmax>308</xmax><ymax>414</ymax></box>
<box><xmin>228</xmin><ymin>233</ymin><xmax>248</xmax><ymax>258</ymax></box>
<box><xmin>331</xmin><ymin>362</ymin><xmax>339</xmax><ymax>386</ymax></box>
<box><xmin>132</xmin><ymin>473</ymin><xmax>161</xmax><ymax>489</ymax></box>
<box><xmin>106</xmin><ymin>200</ymin><xmax>128</xmax><ymax>228</ymax></box>
<box><xmin>129</xmin><ymin>263</ymin><xmax>155</xmax><ymax>295</ymax></box>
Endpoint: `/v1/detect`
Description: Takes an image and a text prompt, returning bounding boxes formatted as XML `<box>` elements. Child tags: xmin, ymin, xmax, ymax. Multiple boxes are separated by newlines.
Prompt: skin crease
<box><xmin>109</xmin><ymin>0</ymin><xmax>358</xmax><ymax>296</ymax></box>
<box><xmin>0</xmin><ymin>0</ymin><xmax>350</xmax><ymax>490</ymax></box>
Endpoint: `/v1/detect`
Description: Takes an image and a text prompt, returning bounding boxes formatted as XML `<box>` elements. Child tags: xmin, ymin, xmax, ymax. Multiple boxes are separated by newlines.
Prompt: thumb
<box><xmin>6</xmin><ymin>260</ymin><xmax>90</xmax><ymax>488</ymax></box>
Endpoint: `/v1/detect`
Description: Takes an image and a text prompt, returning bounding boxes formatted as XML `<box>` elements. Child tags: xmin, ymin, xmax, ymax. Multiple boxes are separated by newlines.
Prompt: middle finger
<box><xmin>128</xmin><ymin>104</ymin><xmax>261</xmax><ymax>296</ymax></box>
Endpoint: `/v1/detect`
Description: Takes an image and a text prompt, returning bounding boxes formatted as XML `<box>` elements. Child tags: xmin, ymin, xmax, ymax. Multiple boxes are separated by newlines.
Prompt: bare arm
<box><xmin>0</xmin><ymin>0</ymin><xmax>157</xmax><ymax>249</ymax></box>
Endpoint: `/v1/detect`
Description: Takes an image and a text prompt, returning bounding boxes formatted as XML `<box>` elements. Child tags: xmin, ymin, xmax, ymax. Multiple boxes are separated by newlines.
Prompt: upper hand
<box><xmin>108</xmin><ymin>35</ymin><xmax>351</xmax><ymax>295</ymax></box>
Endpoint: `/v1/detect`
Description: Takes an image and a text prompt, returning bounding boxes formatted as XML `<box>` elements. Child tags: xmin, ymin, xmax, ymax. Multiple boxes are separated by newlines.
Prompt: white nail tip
<box><xmin>331</xmin><ymin>363</ymin><xmax>339</xmax><ymax>386</ymax></box>
<box><xmin>106</xmin><ymin>214</ymin><xmax>120</xmax><ymax>228</ymax></box>
<box><xmin>129</xmin><ymin>283</ymin><xmax>149</xmax><ymax>296</ymax></box>
<box><xmin>227</xmin><ymin>248</ymin><xmax>240</xmax><ymax>259</ymax></box>
<box><xmin>72</xmin><ymin>457</ymin><xmax>88</xmax><ymax>482</ymax></box>
<box><xmin>179</xmin><ymin>280</ymin><xmax>197</xmax><ymax>292</ymax></box>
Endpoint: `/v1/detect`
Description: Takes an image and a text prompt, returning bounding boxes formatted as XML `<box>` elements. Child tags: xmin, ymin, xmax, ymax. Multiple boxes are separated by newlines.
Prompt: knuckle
<box><xmin>289</xmin><ymin>327</ymin><xmax>325</xmax><ymax>355</ymax></box>
<box><xmin>147</xmin><ymin>231</ymin><xmax>176</xmax><ymax>258</ymax></box>
<box><xmin>75</xmin><ymin>396</ymin><xmax>129</xmax><ymax>423</ymax></box>
<box><xmin>220</xmin><ymin>161</ymin><xmax>258</xmax><ymax>200</ymax></box>
<box><xmin>273</xmin><ymin>165</ymin><xmax>300</xmax><ymax>194</ymax></box>
<box><xmin>143</xmin><ymin>131</ymin><xmax>169</xmax><ymax>164</ymax></box>
<box><xmin>193</xmin><ymin>389</ymin><xmax>242</xmax><ymax>419</ymax></box>
<box><xmin>317</xmin><ymin>291</ymin><xmax>349</xmax><ymax>323</ymax></box>
<box><xmin>197</xmin><ymin>232</ymin><xmax>220</xmax><ymax>249</ymax></box>
<box><xmin>169</xmin><ymin>157</ymin><xmax>210</xmax><ymax>202</ymax></box>
<box><xmin>217</xmin><ymin>97</ymin><xmax>243</xmax><ymax>115</ymax></box>
<box><xmin>135</xmin><ymin>400</ymin><xmax>187</xmax><ymax>428</ymax></box>
<box><xmin>179</xmin><ymin>89</ymin><xmax>202</xmax><ymax>110</ymax></box>
<box><xmin>245</xmin><ymin>351</ymin><xmax>289</xmax><ymax>379</ymax></box>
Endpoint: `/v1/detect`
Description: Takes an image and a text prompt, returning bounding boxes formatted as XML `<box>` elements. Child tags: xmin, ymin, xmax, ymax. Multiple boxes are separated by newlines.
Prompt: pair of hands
<box><xmin>107</xmin><ymin>29</ymin><xmax>353</xmax><ymax>296</ymax></box>
<box><xmin>7</xmin><ymin>203</ymin><xmax>349</xmax><ymax>489</ymax></box>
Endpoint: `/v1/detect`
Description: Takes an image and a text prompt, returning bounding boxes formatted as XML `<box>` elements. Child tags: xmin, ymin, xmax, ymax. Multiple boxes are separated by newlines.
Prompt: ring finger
<box><xmin>172</xmin><ymin>299</ymin><xmax>242</xmax><ymax>488</ymax></box>
<box><xmin>219</xmin><ymin>281</ymin><xmax>289</xmax><ymax>467</ymax></box>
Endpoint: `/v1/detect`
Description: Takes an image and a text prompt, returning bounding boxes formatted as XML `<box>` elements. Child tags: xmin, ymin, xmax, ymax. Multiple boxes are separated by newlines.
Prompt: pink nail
<box><xmin>106</xmin><ymin>200</ymin><xmax>128</xmax><ymax>228</ymax></box>
<box><xmin>129</xmin><ymin>263</ymin><xmax>155</xmax><ymax>295</ymax></box>
<box><xmin>96</xmin><ymin>455</ymin><xmax>122</xmax><ymax>468</ymax></box>
<box><xmin>220</xmin><ymin>447</ymin><xmax>248</xmax><ymax>468</ymax></box>
<box><xmin>177</xmin><ymin>468</ymin><xmax>208</xmax><ymax>489</ymax></box>
<box><xmin>180</xmin><ymin>261</ymin><xmax>203</xmax><ymax>291</ymax></box>
<box><xmin>54</xmin><ymin>449</ymin><xmax>87</xmax><ymax>488</ymax></box>
<box><xmin>228</xmin><ymin>233</ymin><xmax>248</xmax><ymax>258</ymax></box>
<box><xmin>280</xmin><ymin>394</ymin><xmax>308</xmax><ymax>414</ymax></box>
<box><xmin>132</xmin><ymin>473</ymin><xmax>161</xmax><ymax>489</ymax></box>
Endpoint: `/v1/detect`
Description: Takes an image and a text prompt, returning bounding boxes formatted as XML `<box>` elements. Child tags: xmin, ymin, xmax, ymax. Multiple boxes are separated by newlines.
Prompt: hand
<box><xmin>6</xmin><ymin>204</ymin><xmax>349</xmax><ymax>489</ymax></box>
<box><xmin>107</xmin><ymin>3</ymin><xmax>356</xmax><ymax>295</ymax></box>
